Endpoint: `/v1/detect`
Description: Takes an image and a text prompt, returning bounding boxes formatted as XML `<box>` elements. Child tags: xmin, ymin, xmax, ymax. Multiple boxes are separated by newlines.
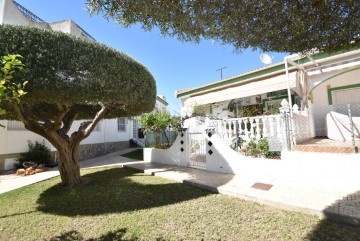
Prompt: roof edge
<box><xmin>156</xmin><ymin>96</ymin><xmax>168</xmax><ymax>106</ymax></box>
<box><xmin>176</xmin><ymin>48</ymin><xmax>360</xmax><ymax>99</ymax></box>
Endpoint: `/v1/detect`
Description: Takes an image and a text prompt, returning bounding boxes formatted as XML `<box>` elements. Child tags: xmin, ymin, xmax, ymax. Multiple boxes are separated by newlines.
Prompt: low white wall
<box><xmin>144</xmin><ymin>131</ymin><xmax>188</xmax><ymax>167</ymax></box>
<box><xmin>145</xmin><ymin>130</ymin><xmax>360</xmax><ymax>193</ymax></box>
<box><xmin>205</xmin><ymin>133</ymin><xmax>284</xmax><ymax>183</ymax></box>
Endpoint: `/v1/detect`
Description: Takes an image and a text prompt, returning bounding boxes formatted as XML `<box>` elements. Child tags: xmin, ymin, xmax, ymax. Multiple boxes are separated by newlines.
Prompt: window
<box><xmin>133</xmin><ymin>119</ymin><xmax>138</xmax><ymax>138</ymax></box>
<box><xmin>264</xmin><ymin>99</ymin><xmax>282</xmax><ymax>114</ymax></box>
<box><xmin>7</xmin><ymin>121</ymin><xmax>26</xmax><ymax>131</ymax></box>
<box><xmin>267</xmin><ymin>90</ymin><xmax>288</xmax><ymax>98</ymax></box>
<box><xmin>117</xmin><ymin>118</ymin><xmax>127</xmax><ymax>132</ymax></box>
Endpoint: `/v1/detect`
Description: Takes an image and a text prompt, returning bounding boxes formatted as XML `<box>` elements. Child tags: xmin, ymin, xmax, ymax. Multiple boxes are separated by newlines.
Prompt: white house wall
<box><xmin>0</xmin><ymin>0</ymin><xmax>50</xmax><ymax>29</ymax></box>
<box><xmin>308</xmin><ymin>68</ymin><xmax>360</xmax><ymax>136</ymax></box>
<box><xmin>154</xmin><ymin>97</ymin><xmax>168</xmax><ymax>112</ymax></box>
<box><xmin>309</xmin><ymin>68</ymin><xmax>360</xmax><ymax>108</ymax></box>
<box><xmin>0</xmin><ymin>119</ymin><xmax>133</xmax><ymax>154</ymax></box>
<box><xmin>0</xmin><ymin>0</ymin><xmax>89</xmax><ymax>39</ymax></box>
<box><xmin>49</xmin><ymin>20</ymin><xmax>84</xmax><ymax>38</ymax></box>
<box><xmin>0</xmin><ymin>120</ymin><xmax>50</xmax><ymax>154</ymax></box>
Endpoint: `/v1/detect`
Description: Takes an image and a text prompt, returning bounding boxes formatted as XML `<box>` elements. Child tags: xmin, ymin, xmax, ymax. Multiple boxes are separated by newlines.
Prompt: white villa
<box><xmin>176</xmin><ymin>49</ymin><xmax>360</xmax><ymax>149</ymax></box>
<box><xmin>143</xmin><ymin>49</ymin><xmax>359</xmax><ymax>179</ymax></box>
<box><xmin>0</xmin><ymin>0</ymin><xmax>168</xmax><ymax>171</ymax></box>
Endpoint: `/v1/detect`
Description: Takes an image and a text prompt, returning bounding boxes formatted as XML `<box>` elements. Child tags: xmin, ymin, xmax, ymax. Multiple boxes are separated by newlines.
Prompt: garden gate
<box><xmin>187</xmin><ymin>121</ymin><xmax>206</xmax><ymax>169</ymax></box>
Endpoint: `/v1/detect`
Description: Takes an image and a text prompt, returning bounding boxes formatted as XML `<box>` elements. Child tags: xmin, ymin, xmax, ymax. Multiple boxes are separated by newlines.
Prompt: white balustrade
<box><xmin>206</xmin><ymin>115</ymin><xmax>282</xmax><ymax>147</ymax></box>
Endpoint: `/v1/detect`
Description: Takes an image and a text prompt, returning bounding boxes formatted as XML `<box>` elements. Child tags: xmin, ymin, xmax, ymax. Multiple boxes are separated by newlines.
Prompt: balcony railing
<box><xmin>13</xmin><ymin>1</ymin><xmax>45</xmax><ymax>23</ymax></box>
<box><xmin>76</xmin><ymin>23</ymin><xmax>96</xmax><ymax>41</ymax></box>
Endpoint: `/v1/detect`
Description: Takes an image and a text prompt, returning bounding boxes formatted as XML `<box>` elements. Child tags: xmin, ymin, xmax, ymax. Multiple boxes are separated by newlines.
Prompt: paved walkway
<box><xmin>0</xmin><ymin>148</ymin><xmax>141</xmax><ymax>194</ymax></box>
<box><xmin>1</xmin><ymin>149</ymin><xmax>359</xmax><ymax>225</ymax></box>
<box><xmin>123</xmin><ymin>162</ymin><xmax>360</xmax><ymax>225</ymax></box>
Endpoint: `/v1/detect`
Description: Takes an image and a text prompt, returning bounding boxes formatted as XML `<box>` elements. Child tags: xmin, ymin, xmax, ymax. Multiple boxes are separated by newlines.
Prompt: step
<box><xmin>292</xmin><ymin>145</ymin><xmax>353</xmax><ymax>153</ymax></box>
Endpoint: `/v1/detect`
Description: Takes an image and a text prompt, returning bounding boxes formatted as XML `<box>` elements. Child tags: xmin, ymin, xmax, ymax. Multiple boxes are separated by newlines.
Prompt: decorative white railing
<box><xmin>206</xmin><ymin>115</ymin><xmax>284</xmax><ymax>146</ymax></box>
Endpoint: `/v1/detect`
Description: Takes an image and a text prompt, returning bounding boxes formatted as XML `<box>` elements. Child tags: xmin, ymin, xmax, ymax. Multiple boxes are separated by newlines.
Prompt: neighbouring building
<box><xmin>0</xmin><ymin>0</ymin><xmax>168</xmax><ymax>171</ymax></box>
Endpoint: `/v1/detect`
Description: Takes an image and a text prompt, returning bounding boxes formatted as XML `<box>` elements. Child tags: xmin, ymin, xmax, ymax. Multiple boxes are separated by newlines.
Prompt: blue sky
<box><xmin>16</xmin><ymin>0</ymin><xmax>287</xmax><ymax>115</ymax></box>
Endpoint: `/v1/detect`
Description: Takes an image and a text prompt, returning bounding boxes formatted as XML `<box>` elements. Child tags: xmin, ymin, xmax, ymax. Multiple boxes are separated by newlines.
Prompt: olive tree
<box><xmin>87</xmin><ymin>0</ymin><xmax>359</xmax><ymax>53</ymax></box>
<box><xmin>0</xmin><ymin>25</ymin><xmax>156</xmax><ymax>187</ymax></box>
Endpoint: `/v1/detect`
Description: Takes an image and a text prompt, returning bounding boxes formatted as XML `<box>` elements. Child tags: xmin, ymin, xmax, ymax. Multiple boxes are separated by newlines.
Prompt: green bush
<box><xmin>246</xmin><ymin>138</ymin><xmax>281</xmax><ymax>158</ymax></box>
<box><xmin>17</xmin><ymin>141</ymin><xmax>51</xmax><ymax>167</ymax></box>
<box><xmin>246</xmin><ymin>139</ymin><xmax>259</xmax><ymax>157</ymax></box>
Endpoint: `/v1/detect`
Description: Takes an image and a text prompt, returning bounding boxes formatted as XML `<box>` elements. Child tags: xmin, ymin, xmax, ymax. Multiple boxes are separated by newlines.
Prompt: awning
<box><xmin>184</xmin><ymin>72</ymin><xmax>297</xmax><ymax>106</ymax></box>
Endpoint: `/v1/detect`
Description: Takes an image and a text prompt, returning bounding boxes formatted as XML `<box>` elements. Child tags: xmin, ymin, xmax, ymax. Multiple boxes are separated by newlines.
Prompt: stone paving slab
<box><xmin>123</xmin><ymin>162</ymin><xmax>360</xmax><ymax>225</ymax></box>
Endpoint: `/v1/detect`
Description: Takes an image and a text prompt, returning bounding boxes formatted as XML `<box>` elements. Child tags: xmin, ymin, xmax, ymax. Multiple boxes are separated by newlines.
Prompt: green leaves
<box><xmin>87</xmin><ymin>0</ymin><xmax>360</xmax><ymax>53</ymax></box>
<box><xmin>0</xmin><ymin>54</ymin><xmax>28</xmax><ymax>117</ymax></box>
<box><xmin>140</xmin><ymin>111</ymin><xmax>171</xmax><ymax>134</ymax></box>
<box><xmin>0</xmin><ymin>25</ymin><xmax>156</xmax><ymax>121</ymax></box>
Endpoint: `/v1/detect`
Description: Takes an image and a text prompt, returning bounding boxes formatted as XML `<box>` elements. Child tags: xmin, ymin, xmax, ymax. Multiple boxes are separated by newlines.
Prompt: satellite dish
<box><xmin>260</xmin><ymin>54</ymin><xmax>272</xmax><ymax>65</ymax></box>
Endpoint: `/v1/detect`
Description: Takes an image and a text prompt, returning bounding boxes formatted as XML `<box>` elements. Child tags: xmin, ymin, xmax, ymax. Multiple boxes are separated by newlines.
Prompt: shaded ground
<box><xmin>0</xmin><ymin>167</ymin><xmax>359</xmax><ymax>241</ymax></box>
<box><xmin>120</xmin><ymin>149</ymin><xmax>143</xmax><ymax>161</ymax></box>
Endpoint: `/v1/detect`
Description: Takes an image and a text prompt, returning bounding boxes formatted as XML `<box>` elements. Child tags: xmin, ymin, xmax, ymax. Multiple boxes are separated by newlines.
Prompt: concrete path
<box><xmin>0</xmin><ymin>148</ymin><xmax>141</xmax><ymax>194</ymax></box>
<box><xmin>1</xmin><ymin>149</ymin><xmax>359</xmax><ymax>225</ymax></box>
<box><xmin>123</xmin><ymin>162</ymin><xmax>360</xmax><ymax>226</ymax></box>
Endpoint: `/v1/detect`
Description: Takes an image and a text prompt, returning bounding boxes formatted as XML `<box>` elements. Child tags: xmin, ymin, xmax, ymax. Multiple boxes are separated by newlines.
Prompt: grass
<box><xmin>0</xmin><ymin>167</ymin><xmax>359</xmax><ymax>241</ymax></box>
<box><xmin>120</xmin><ymin>149</ymin><xmax>143</xmax><ymax>160</ymax></box>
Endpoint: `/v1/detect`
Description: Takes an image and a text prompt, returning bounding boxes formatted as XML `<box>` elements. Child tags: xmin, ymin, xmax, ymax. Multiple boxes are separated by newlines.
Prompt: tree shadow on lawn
<box><xmin>37</xmin><ymin>168</ymin><xmax>211</xmax><ymax>216</ymax></box>
<box><xmin>49</xmin><ymin>228</ymin><xmax>138</xmax><ymax>241</ymax></box>
<box><xmin>304</xmin><ymin>218</ymin><xmax>360</xmax><ymax>241</ymax></box>
<box><xmin>305</xmin><ymin>191</ymin><xmax>360</xmax><ymax>241</ymax></box>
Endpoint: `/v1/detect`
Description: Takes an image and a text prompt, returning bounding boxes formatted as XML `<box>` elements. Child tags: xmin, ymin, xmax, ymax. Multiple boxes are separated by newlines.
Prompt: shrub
<box><xmin>246</xmin><ymin>138</ymin><xmax>281</xmax><ymax>158</ymax></box>
<box><xmin>246</xmin><ymin>139</ymin><xmax>259</xmax><ymax>157</ymax></box>
<box><xmin>17</xmin><ymin>141</ymin><xmax>51</xmax><ymax>167</ymax></box>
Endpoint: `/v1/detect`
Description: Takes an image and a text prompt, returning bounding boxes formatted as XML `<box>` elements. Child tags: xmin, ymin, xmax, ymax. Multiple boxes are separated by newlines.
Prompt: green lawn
<box><xmin>120</xmin><ymin>149</ymin><xmax>143</xmax><ymax>160</ymax></box>
<box><xmin>0</xmin><ymin>167</ymin><xmax>359</xmax><ymax>241</ymax></box>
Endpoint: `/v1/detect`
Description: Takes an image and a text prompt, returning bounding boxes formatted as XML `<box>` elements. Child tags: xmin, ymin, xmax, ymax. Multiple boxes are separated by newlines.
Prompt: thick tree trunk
<box><xmin>57</xmin><ymin>143</ymin><xmax>82</xmax><ymax>187</ymax></box>
<box><xmin>11</xmin><ymin>102</ymin><xmax>113</xmax><ymax>188</ymax></box>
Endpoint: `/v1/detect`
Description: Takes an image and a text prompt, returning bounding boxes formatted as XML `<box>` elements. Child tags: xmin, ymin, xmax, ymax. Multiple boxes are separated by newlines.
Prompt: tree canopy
<box><xmin>0</xmin><ymin>25</ymin><xmax>156</xmax><ymax>121</ymax></box>
<box><xmin>0</xmin><ymin>25</ymin><xmax>156</xmax><ymax>186</ymax></box>
<box><xmin>87</xmin><ymin>0</ymin><xmax>360</xmax><ymax>53</ymax></box>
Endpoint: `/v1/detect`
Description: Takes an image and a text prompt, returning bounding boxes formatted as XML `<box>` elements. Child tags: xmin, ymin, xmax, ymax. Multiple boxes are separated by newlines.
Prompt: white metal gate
<box><xmin>187</xmin><ymin>120</ymin><xmax>207</xmax><ymax>169</ymax></box>
<box><xmin>188</xmin><ymin>131</ymin><xmax>206</xmax><ymax>169</ymax></box>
